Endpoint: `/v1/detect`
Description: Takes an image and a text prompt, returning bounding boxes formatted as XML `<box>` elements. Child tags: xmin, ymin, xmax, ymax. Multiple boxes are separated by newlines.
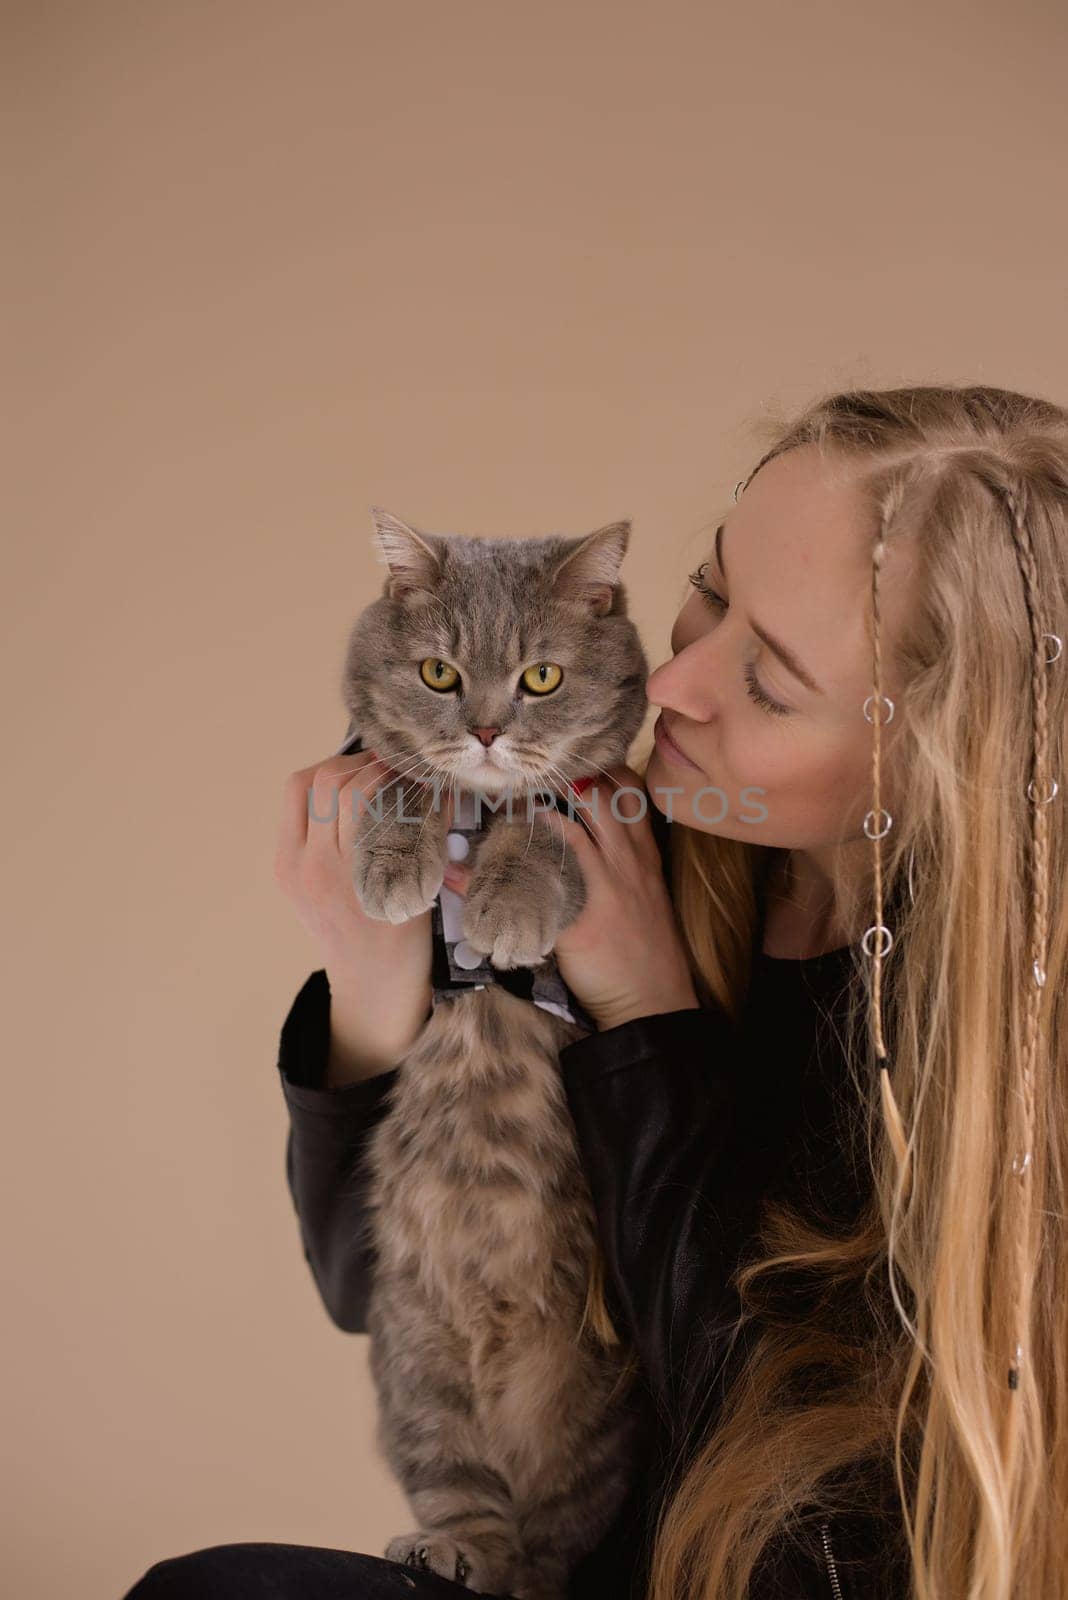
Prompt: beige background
<box><xmin>5</xmin><ymin>1</ymin><xmax>1067</xmax><ymax>1594</ymax></box>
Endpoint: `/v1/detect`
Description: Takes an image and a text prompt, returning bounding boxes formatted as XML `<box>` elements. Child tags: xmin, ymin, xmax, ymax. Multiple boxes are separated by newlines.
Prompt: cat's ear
<box><xmin>549</xmin><ymin>520</ymin><xmax>630</xmax><ymax>616</ymax></box>
<box><xmin>369</xmin><ymin>507</ymin><xmax>444</xmax><ymax>604</ymax></box>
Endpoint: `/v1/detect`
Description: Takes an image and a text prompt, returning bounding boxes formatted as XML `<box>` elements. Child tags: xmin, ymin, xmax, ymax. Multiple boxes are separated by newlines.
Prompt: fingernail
<box><xmin>570</xmin><ymin>776</ymin><xmax>594</xmax><ymax>795</ymax></box>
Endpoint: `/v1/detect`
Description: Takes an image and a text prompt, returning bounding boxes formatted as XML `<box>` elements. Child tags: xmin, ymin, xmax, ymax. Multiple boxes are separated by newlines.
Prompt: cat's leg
<box><xmin>473</xmin><ymin>1288</ymin><xmax>646</xmax><ymax>1600</ymax></box>
<box><xmin>459</xmin><ymin>810</ymin><xmax>585</xmax><ymax>969</ymax></box>
<box><xmin>367</xmin><ymin>1280</ymin><xmax>523</xmax><ymax>1596</ymax></box>
<box><xmin>352</xmin><ymin>775</ymin><xmax>452</xmax><ymax>923</ymax></box>
<box><xmin>511</xmin><ymin>1397</ymin><xmax>646</xmax><ymax>1600</ymax></box>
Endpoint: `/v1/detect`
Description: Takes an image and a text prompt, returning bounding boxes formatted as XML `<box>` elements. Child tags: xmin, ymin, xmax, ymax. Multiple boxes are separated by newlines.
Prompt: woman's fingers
<box><xmin>306</xmin><ymin>751</ymin><xmax>386</xmax><ymax>861</ymax></box>
<box><xmin>276</xmin><ymin>757</ymin><xmax>352</xmax><ymax>886</ymax></box>
<box><xmin>275</xmin><ymin>750</ymin><xmax>398</xmax><ymax>894</ymax></box>
<box><xmin>441</xmin><ymin>860</ymin><xmax>471</xmax><ymax>893</ymax></box>
<box><xmin>549</xmin><ymin>764</ymin><xmax>696</xmax><ymax>1026</ymax></box>
<box><xmin>562</xmin><ymin>764</ymin><xmax>661</xmax><ymax>873</ymax></box>
<box><xmin>275</xmin><ymin>748</ymin><xmax>438</xmax><ymax>1019</ymax></box>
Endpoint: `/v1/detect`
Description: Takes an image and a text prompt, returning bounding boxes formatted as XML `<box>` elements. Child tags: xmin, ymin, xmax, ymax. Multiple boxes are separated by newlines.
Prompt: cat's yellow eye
<box><xmin>520</xmin><ymin>662</ymin><xmax>563</xmax><ymax>695</ymax></box>
<box><xmin>420</xmin><ymin>658</ymin><xmax>460</xmax><ymax>692</ymax></box>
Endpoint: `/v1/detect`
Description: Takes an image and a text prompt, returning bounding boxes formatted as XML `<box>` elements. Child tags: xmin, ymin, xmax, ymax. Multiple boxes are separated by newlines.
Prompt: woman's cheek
<box><xmin>719</xmin><ymin>728</ymin><xmax>779</xmax><ymax>817</ymax></box>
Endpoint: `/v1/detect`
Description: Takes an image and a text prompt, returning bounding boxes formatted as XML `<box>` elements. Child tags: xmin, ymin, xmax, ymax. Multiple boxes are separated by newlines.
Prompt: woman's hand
<box><xmin>442</xmin><ymin>763</ymin><xmax>700</xmax><ymax>1033</ymax></box>
<box><xmin>274</xmin><ymin>748</ymin><xmax>453</xmax><ymax>1080</ymax></box>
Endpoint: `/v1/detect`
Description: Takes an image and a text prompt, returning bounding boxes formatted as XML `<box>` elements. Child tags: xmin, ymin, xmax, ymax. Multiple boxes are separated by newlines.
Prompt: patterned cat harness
<box><xmin>334</xmin><ymin>727</ymin><xmax>597</xmax><ymax>1032</ymax></box>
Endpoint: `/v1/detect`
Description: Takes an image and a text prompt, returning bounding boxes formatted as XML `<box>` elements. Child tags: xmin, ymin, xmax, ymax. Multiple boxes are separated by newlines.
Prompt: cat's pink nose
<box><xmin>472</xmin><ymin>726</ymin><xmax>500</xmax><ymax>747</ymax></box>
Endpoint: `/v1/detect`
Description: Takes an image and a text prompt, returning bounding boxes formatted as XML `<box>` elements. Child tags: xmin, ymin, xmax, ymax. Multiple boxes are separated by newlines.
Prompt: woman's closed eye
<box><xmin>686</xmin><ymin>563</ymin><xmax>792</xmax><ymax>718</ymax></box>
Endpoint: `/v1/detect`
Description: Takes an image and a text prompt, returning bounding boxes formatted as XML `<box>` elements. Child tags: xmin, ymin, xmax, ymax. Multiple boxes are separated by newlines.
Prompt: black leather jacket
<box><xmin>276</xmin><ymin>859</ymin><xmax>911</xmax><ymax>1599</ymax></box>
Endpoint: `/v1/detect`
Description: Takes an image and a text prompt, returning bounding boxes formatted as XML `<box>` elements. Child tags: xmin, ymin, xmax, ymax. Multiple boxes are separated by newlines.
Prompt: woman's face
<box><xmin>644</xmin><ymin>443</ymin><xmax>914</xmax><ymax>854</ymax></box>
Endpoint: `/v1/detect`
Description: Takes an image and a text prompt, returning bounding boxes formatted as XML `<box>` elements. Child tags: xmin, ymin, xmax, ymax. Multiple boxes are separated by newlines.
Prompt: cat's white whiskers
<box><xmin>540</xmin><ymin>756</ymin><xmax>631</xmax><ymax>876</ymax></box>
<box><xmin>567</xmin><ymin>754</ymin><xmax>626</xmax><ymax>789</ymax></box>
<box><xmin>330</xmin><ymin>748</ymin><xmax>428</xmax><ymax>832</ymax></box>
<box><xmin>351</xmin><ymin>735</ymin><xmax>421</xmax><ymax>767</ymax></box>
<box><xmin>518</xmin><ymin>765</ymin><xmax>556</xmax><ymax>868</ymax></box>
<box><xmin>351</xmin><ymin>753</ymin><xmax>444</xmax><ymax>846</ymax></box>
<box><xmin>531</xmin><ymin>761</ymin><xmax>580</xmax><ymax>883</ymax></box>
<box><xmin>411</xmin><ymin>767</ymin><xmax>455</xmax><ymax>854</ymax></box>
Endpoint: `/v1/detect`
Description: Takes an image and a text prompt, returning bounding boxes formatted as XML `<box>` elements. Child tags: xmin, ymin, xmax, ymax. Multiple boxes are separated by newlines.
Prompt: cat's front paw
<box><xmin>460</xmin><ymin>877</ymin><xmax>563</xmax><ymax>969</ymax></box>
<box><xmin>354</xmin><ymin>830</ymin><xmax>444</xmax><ymax>923</ymax></box>
<box><xmin>384</xmin><ymin>1532</ymin><xmax>474</xmax><ymax>1587</ymax></box>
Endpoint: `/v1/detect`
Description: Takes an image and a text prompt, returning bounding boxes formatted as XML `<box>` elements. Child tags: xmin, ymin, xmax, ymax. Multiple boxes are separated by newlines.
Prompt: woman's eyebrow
<box><xmin>714</xmin><ymin>522</ymin><xmax>826</xmax><ymax>697</ymax></box>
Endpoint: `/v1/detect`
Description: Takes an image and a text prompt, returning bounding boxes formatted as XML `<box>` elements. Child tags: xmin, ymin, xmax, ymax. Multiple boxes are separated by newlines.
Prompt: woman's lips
<box><xmin>653</xmin><ymin>713</ymin><xmax>700</xmax><ymax>770</ymax></box>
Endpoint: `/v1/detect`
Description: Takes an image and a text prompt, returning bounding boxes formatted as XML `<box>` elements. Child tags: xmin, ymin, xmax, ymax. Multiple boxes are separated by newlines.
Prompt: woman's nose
<box><xmin>646</xmin><ymin>636</ymin><xmax>719</xmax><ymax>722</ymax></box>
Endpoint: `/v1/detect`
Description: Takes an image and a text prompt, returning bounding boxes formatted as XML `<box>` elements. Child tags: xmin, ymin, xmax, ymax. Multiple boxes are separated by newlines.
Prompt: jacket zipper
<box><xmin>818</xmin><ymin>1520</ymin><xmax>844</xmax><ymax>1600</ymax></box>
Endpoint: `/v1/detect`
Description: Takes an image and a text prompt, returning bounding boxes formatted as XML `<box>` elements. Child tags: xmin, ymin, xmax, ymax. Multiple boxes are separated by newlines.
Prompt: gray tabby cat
<box><xmin>342</xmin><ymin>508</ymin><xmax>650</xmax><ymax>1600</ymax></box>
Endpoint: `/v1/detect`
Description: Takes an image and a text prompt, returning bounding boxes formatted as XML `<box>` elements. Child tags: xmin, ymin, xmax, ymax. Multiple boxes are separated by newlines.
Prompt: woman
<box><xmin>125</xmin><ymin>385</ymin><xmax>1067</xmax><ymax>1600</ymax></box>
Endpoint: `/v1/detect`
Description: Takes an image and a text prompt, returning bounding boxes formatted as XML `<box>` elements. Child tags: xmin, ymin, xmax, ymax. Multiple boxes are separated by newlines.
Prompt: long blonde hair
<box><xmin>629</xmin><ymin>386</ymin><xmax>1068</xmax><ymax>1599</ymax></box>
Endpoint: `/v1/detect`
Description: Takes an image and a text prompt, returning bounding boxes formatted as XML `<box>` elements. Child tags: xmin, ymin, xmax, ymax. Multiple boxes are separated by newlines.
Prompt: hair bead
<box><xmin>863</xmin><ymin>693</ymin><xmax>894</xmax><ymax>725</ymax></box>
<box><xmin>1008</xmin><ymin>1344</ymin><xmax>1023</xmax><ymax>1390</ymax></box>
<box><xmin>863</xmin><ymin>808</ymin><xmax>893</xmax><ymax>840</ymax></box>
<box><xmin>1026</xmin><ymin>776</ymin><xmax>1058</xmax><ymax>804</ymax></box>
<box><xmin>862</xmin><ymin>924</ymin><xmax>893</xmax><ymax>958</ymax></box>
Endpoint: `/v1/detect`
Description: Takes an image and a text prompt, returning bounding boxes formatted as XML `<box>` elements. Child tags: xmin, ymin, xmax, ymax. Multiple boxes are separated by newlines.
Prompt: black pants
<box><xmin>120</xmin><ymin>1543</ymin><xmax>515</xmax><ymax>1599</ymax></box>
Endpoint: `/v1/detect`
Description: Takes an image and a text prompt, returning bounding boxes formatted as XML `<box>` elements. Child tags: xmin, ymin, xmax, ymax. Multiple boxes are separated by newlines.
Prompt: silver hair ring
<box><xmin>1012</xmin><ymin>1151</ymin><xmax>1033</xmax><ymax>1177</ymax></box>
<box><xmin>863</xmin><ymin>807</ymin><xmax>893</xmax><ymax>839</ymax></box>
<box><xmin>1043</xmin><ymin>632</ymin><xmax>1062</xmax><ymax>663</ymax></box>
<box><xmin>1034</xmin><ymin>961</ymin><xmax>1046</xmax><ymax>988</ymax></box>
<box><xmin>862</xmin><ymin>692</ymin><xmax>895</xmax><ymax>724</ymax></box>
<box><xmin>906</xmin><ymin>844</ymin><xmax>917</xmax><ymax>905</ymax></box>
<box><xmin>1026</xmin><ymin>777</ymin><xmax>1058</xmax><ymax>804</ymax></box>
<box><xmin>862</xmin><ymin>923</ymin><xmax>894</xmax><ymax>958</ymax></box>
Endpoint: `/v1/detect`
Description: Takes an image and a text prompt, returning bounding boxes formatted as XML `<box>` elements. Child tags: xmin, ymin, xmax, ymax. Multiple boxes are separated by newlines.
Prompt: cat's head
<box><xmin>340</xmin><ymin>508</ymin><xmax>649</xmax><ymax>795</ymax></box>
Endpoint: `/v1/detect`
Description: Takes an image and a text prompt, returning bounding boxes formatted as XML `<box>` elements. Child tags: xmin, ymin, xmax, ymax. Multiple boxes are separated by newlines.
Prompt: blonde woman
<box><xmin>126</xmin><ymin>385</ymin><xmax>1067</xmax><ymax>1600</ymax></box>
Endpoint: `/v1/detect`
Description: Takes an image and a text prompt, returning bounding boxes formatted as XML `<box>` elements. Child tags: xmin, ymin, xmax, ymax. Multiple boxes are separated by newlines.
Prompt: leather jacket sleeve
<box><xmin>558</xmin><ymin>1007</ymin><xmax>758</xmax><ymax>1450</ymax></box>
<box><xmin>277</xmin><ymin>968</ymin><xmax>400</xmax><ymax>1333</ymax></box>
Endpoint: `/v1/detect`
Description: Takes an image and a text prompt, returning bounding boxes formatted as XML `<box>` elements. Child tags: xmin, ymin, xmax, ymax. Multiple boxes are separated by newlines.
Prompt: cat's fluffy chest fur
<box><xmin>367</xmin><ymin>986</ymin><xmax>590</xmax><ymax>1310</ymax></box>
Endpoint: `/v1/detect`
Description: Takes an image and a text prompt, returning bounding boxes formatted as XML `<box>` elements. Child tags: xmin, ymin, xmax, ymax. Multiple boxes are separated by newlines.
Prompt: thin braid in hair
<box><xmin>1001</xmin><ymin>482</ymin><xmax>1056</xmax><ymax>1400</ymax></box>
<box><xmin>864</xmin><ymin>515</ymin><xmax>912</xmax><ymax>1192</ymax></box>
